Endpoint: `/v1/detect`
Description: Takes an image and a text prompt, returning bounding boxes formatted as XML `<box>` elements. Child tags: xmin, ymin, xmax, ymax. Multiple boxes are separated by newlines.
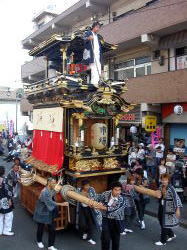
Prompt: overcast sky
<box><xmin>0</xmin><ymin>0</ymin><xmax>78</xmax><ymax>88</ymax></box>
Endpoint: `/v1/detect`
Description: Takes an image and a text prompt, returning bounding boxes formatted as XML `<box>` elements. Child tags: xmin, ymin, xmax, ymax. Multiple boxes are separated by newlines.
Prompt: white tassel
<box><xmin>50</xmin><ymin>132</ymin><xmax>53</xmax><ymax>139</ymax></box>
<box><xmin>41</xmin><ymin>131</ymin><xmax>43</xmax><ymax>137</ymax></box>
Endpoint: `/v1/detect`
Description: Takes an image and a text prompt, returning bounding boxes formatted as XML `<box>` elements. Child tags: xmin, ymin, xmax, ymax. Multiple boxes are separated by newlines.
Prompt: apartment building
<box><xmin>100</xmin><ymin>0</ymin><xmax>187</xmax><ymax>151</ymax></box>
<box><xmin>21</xmin><ymin>0</ymin><xmax>187</xmax><ymax>151</ymax></box>
<box><xmin>21</xmin><ymin>0</ymin><xmax>155</xmax><ymax>83</ymax></box>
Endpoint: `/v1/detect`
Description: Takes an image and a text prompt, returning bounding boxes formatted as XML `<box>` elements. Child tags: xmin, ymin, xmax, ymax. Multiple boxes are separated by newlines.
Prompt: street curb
<box><xmin>145</xmin><ymin>210</ymin><xmax>187</xmax><ymax>229</ymax></box>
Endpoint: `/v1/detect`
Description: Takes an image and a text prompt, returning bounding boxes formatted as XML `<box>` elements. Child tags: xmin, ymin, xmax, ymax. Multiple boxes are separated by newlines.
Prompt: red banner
<box><xmin>32</xmin><ymin>130</ymin><xmax>64</xmax><ymax>170</ymax></box>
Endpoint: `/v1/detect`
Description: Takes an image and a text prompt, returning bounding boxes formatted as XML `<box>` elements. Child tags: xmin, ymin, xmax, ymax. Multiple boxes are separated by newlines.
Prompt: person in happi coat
<box><xmin>7</xmin><ymin>164</ymin><xmax>20</xmax><ymax>198</ymax></box>
<box><xmin>83</xmin><ymin>21</ymin><xmax>103</xmax><ymax>87</ymax></box>
<box><xmin>76</xmin><ymin>179</ymin><xmax>102</xmax><ymax>245</ymax></box>
<box><xmin>155</xmin><ymin>173</ymin><xmax>182</xmax><ymax>246</ymax></box>
<box><xmin>33</xmin><ymin>177</ymin><xmax>67</xmax><ymax>250</ymax></box>
<box><xmin>96</xmin><ymin>182</ymin><xmax>128</xmax><ymax>250</ymax></box>
<box><xmin>0</xmin><ymin>166</ymin><xmax>14</xmax><ymax>236</ymax></box>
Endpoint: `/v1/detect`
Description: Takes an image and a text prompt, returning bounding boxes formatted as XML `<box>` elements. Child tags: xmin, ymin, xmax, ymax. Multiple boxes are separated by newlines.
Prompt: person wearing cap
<box><xmin>83</xmin><ymin>21</ymin><xmax>103</xmax><ymax>87</ymax></box>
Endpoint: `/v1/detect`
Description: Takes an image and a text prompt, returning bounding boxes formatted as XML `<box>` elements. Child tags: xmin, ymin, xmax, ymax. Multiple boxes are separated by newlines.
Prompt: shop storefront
<box><xmin>162</xmin><ymin>103</ymin><xmax>187</xmax><ymax>155</ymax></box>
<box><xmin>119</xmin><ymin>105</ymin><xmax>141</xmax><ymax>142</ymax></box>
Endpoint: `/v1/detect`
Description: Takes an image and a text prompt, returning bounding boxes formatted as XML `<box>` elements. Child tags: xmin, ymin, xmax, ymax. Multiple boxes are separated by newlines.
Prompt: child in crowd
<box><xmin>165</xmin><ymin>149</ymin><xmax>176</xmax><ymax>174</ymax></box>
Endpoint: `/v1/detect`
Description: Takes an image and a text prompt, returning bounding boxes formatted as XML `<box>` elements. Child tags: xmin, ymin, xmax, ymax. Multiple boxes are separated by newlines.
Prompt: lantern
<box><xmin>174</xmin><ymin>105</ymin><xmax>183</xmax><ymax>115</ymax></box>
<box><xmin>130</xmin><ymin>125</ymin><xmax>137</xmax><ymax>134</ymax></box>
<box><xmin>91</xmin><ymin>123</ymin><xmax>108</xmax><ymax>150</ymax></box>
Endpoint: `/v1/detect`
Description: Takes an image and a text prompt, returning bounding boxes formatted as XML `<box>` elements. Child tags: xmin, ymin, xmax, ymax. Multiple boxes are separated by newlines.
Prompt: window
<box><xmin>153</xmin><ymin>50</ymin><xmax>160</xmax><ymax>59</ymax></box>
<box><xmin>176</xmin><ymin>46</ymin><xmax>187</xmax><ymax>70</ymax></box>
<box><xmin>114</xmin><ymin>56</ymin><xmax>151</xmax><ymax>80</ymax></box>
<box><xmin>136</xmin><ymin>67</ymin><xmax>145</xmax><ymax>77</ymax></box>
<box><xmin>176</xmin><ymin>47</ymin><xmax>187</xmax><ymax>57</ymax></box>
<box><xmin>135</xmin><ymin>56</ymin><xmax>151</xmax><ymax>65</ymax></box>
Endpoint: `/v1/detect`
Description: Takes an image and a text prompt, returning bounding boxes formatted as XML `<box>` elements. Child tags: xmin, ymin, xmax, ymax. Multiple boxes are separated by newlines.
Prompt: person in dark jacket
<box><xmin>0</xmin><ymin>166</ymin><xmax>14</xmax><ymax>236</ymax></box>
<box><xmin>33</xmin><ymin>177</ymin><xmax>67</xmax><ymax>250</ymax></box>
<box><xmin>76</xmin><ymin>179</ymin><xmax>102</xmax><ymax>245</ymax></box>
<box><xmin>155</xmin><ymin>173</ymin><xmax>182</xmax><ymax>246</ymax></box>
<box><xmin>134</xmin><ymin>168</ymin><xmax>149</xmax><ymax>230</ymax></box>
<box><xmin>121</xmin><ymin>175</ymin><xmax>137</xmax><ymax>235</ymax></box>
<box><xmin>83</xmin><ymin>21</ymin><xmax>103</xmax><ymax>87</ymax></box>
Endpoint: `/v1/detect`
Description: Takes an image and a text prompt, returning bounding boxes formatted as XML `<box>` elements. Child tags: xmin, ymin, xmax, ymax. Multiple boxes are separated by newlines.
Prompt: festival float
<box><xmin>21</xmin><ymin>28</ymin><xmax>152</xmax><ymax>230</ymax></box>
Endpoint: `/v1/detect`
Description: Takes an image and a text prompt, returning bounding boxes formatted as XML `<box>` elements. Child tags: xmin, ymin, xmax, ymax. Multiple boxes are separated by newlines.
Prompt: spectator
<box><xmin>158</xmin><ymin>159</ymin><xmax>167</xmax><ymax>186</ymax></box>
<box><xmin>137</xmin><ymin>143</ymin><xmax>145</xmax><ymax>165</ymax></box>
<box><xmin>0</xmin><ymin>138</ymin><xmax>4</xmax><ymax>156</ymax></box>
<box><xmin>165</xmin><ymin>149</ymin><xmax>176</xmax><ymax>174</ymax></box>
<box><xmin>20</xmin><ymin>144</ymin><xmax>29</xmax><ymax>161</ymax></box>
<box><xmin>132</xmin><ymin>159</ymin><xmax>143</xmax><ymax>172</ymax></box>
<box><xmin>146</xmin><ymin>145</ymin><xmax>157</xmax><ymax>179</ymax></box>
<box><xmin>155</xmin><ymin>138</ymin><xmax>165</xmax><ymax>165</ymax></box>
<box><xmin>128</xmin><ymin>147</ymin><xmax>138</xmax><ymax>166</ymax></box>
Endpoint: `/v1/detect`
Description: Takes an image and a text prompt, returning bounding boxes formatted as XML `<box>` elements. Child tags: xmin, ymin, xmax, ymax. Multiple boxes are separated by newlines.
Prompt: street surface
<box><xmin>0</xmin><ymin>157</ymin><xmax>186</xmax><ymax>250</ymax></box>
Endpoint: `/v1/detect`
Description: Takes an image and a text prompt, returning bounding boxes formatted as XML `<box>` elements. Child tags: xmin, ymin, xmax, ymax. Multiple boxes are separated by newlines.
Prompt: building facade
<box><xmin>21</xmin><ymin>0</ymin><xmax>187</xmax><ymax>150</ymax></box>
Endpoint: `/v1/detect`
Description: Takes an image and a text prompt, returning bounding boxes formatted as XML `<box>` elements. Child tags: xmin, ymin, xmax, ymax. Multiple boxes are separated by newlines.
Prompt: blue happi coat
<box><xmin>82</xmin><ymin>30</ymin><xmax>103</xmax><ymax>65</ymax></box>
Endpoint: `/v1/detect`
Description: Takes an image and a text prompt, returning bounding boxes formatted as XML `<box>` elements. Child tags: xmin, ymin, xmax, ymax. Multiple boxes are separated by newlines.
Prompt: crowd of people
<box><xmin>0</xmin><ymin>132</ymin><xmax>185</xmax><ymax>250</ymax></box>
<box><xmin>32</xmin><ymin>176</ymin><xmax>182</xmax><ymax>250</ymax></box>
<box><xmin>0</xmin><ymin>130</ymin><xmax>32</xmax><ymax>162</ymax></box>
<box><xmin>127</xmin><ymin>138</ymin><xmax>187</xmax><ymax>194</ymax></box>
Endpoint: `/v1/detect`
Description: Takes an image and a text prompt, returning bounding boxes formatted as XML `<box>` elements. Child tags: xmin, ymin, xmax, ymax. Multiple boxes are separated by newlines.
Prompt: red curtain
<box><xmin>32</xmin><ymin>130</ymin><xmax>64</xmax><ymax>170</ymax></box>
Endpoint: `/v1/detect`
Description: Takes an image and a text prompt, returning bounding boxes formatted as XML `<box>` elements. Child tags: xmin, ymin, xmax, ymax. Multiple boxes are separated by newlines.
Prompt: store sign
<box><xmin>121</xmin><ymin>114</ymin><xmax>136</xmax><ymax>121</ymax></box>
<box><xmin>120</xmin><ymin>105</ymin><xmax>141</xmax><ymax>123</ymax></box>
<box><xmin>144</xmin><ymin>115</ymin><xmax>157</xmax><ymax>132</ymax></box>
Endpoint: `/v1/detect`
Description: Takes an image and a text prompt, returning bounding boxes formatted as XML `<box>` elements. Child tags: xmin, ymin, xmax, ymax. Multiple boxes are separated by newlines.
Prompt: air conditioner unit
<box><xmin>141</xmin><ymin>34</ymin><xmax>152</xmax><ymax>43</ymax></box>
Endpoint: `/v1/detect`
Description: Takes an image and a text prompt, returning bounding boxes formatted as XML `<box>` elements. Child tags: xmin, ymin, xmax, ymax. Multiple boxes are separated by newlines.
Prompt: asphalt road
<box><xmin>0</xmin><ymin>157</ymin><xmax>186</xmax><ymax>250</ymax></box>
